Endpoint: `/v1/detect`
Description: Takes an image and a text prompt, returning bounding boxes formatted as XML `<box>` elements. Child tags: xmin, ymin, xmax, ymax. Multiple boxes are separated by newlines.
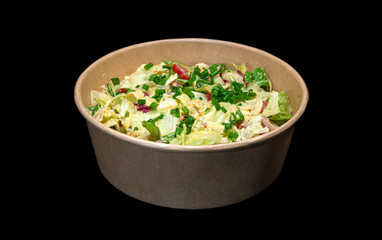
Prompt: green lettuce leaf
<box><xmin>142</xmin><ymin>121</ymin><xmax>160</xmax><ymax>141</ymax></box>
<box><xmin>268</xmin><ymin>91</ymin><xmax>292</xmax><ymax>126</ymax></box>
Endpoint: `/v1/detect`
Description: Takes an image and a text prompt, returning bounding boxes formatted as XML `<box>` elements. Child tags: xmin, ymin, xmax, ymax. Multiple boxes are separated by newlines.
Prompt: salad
<box><xmin>87</xmin><ymin>61</ymin><xmax>292</xmax><ymax>145</ymax></box>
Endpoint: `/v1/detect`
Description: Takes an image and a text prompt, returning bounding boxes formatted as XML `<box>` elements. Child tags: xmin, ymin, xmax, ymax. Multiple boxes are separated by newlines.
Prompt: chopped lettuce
<box><xmin>142</xmin><ymin>120</ymin><xmax>160</xmax><ymax>141</ymax></box>
<box><xmin>175</xmin><ymin>93</ymin><xmax>191</xmax><ymax>104</ymax></box>
<box><xmin>261</xmin><ymin>91</ymin><xmax>280</xmax><ymax>117</ymax></box>
<box><xmin>184</xmin><ymin>130</ymin><xmax>221</xmax><ymax>145</ymax></box>
<box><xmin>268</xmin><ymin>91</ymin><xmax>292</xmax><ymax>126</ymax></box>
<box><xmin>87</xmin><ymin>62</ymin><xmax>292</xmax><ymax>145</ymax></box>
<box><xmin>169</xmin><ymin>124</ymin><xmax>187</xmax><ymax>145</ymax></box>
<box><xmin>156</xmin><ymin>111</ymin><xmax>178</xmax><ymax>136</ymax></box>
<box><xmin>244</xmin><ymin>67</ymin><xmax>271</xmax><ymax>91</ymax></box>
<box><xmin>236</xmin><ymin>115</ymin><xmax>269</xmax><ymax>141</ymax></box>
<box><xmin>203</xmin><ymin>103</ymin><xmax>235</xmax><ymax>124</ymax></box>
<box><xmin>129</xmin><ymin>64</ymin><xmax>151</xmax><ymax>86</ymax></box>
<box><xmin>91</xmin><ymin>90</ymin><xmax>112</xmax><ymax>108</ymax></box>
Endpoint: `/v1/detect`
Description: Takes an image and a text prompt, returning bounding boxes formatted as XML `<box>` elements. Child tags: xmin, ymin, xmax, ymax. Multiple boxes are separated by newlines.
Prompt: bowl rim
<box><xmin>74</xmin><ymin>38</ymin><xmax>309</xmax><ymax>153</ymax></box>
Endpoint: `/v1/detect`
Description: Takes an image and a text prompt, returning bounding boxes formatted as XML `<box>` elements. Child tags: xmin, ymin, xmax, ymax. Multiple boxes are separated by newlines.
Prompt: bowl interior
<box><xmin>75</xmin><ymin>39</ymin><xmax>308</xmax><ymax>151</ymax></box>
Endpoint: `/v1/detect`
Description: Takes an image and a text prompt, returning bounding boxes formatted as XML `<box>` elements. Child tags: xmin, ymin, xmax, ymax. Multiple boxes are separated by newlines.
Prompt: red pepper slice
<box><xmin>172</xmin><ymin>64</ymin><xmax>190</xmax><ymax>80</ymax></box>
<box><xmin>117</xmin><ymin>88</ymin><xmax>127</xmax><ymax>94</ymax></box>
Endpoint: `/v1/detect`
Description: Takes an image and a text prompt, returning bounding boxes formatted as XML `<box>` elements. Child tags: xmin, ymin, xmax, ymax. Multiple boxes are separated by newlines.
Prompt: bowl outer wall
<box><xmin>74</xmin><ymin>38</ymin><xmax>309</xmax><ymax>154</ymax></box>
<box><xmin>74</xmin><ymin>38</ymin><xmax>308</xmax><ymax>208</ymax></box>
<box><xmin>87</xmin><ymin>120</ymin><xmax>295</xmax><ymax>209</ymax></box>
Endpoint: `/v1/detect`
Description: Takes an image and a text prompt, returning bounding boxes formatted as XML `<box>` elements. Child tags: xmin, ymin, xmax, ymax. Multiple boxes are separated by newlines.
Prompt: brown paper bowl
<box><xmin>74</xmin><ymin>38</ymin><xmax>308</xmax><ymax>209</ymax></box>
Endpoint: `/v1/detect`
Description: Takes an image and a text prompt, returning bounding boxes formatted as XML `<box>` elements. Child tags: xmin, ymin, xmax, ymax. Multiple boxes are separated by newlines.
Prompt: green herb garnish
<box><xmin>161</xmin><ymin>132</ymin><xmax>176</xmax><ymax>143</ymax></box>
<box><xmin>144</xmin><ymin>62</ymin><xmax>154</xmax><ymax>70</ymax></box>
<box><xmin>149</xmin><ymin>102</ymin><xmax>158</xmax><ymax>110</ymax></box>
<box><xmin>149</xmin><ymin>74</ymin><xmax>168</xmax><ymax>85</ymax></box>
<box><xmin>170</xmin><ymin>107</ymin><xmax>180</xmax><ymax>118</ymax></box>
<box><xmin>228</xmin><ymin>131</ymin><xmax>239</xmax><ymax>142</ymax></box>
<box><xmin>106</xmin><ymin>83</ymin><xmax>114</xmax><ymax>97</ymax></box>
<box><xmin>87</xmin><ymin>104</ymin><xmax>100</xmax><ymax>116</ymax></box>
<box><xmin>181</xmin><ymin>106</ymin><xmax>190</xmax><ymax>115</ymax></box>
<box><xmin>152</xmin><ymin>89</ymin><xmax>165</xmax><ymax>102</ymax></box>
<box><xmin>137</xmin><ymin>99</ymin><xmax>146</xmax><ymax>105</ymax></box>
<box><xmin>111</xmin><ymin>77</ymin><xmax>120</xmax><ymax>86</ymax></box>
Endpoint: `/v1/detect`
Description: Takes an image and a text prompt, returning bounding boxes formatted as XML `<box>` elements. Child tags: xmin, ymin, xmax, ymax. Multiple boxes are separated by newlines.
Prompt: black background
<box><xmin>3</xmin><ymin>5</ymin><xmax>380</xmax><ymax>239</ymax></box>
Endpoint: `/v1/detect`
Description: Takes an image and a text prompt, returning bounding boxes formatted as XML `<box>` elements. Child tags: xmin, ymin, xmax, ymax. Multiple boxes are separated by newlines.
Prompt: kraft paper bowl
<box><xmin>74</xmin><ymin>38</ymin><xmax>308</xmax><ymax>209</ymax></box>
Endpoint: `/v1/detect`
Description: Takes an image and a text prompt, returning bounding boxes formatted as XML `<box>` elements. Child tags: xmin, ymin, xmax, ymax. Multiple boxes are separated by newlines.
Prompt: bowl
<box><xmin>74</xmin><ymin>38</ymin><xmax>308</xmax><ymax>209</ymax></box>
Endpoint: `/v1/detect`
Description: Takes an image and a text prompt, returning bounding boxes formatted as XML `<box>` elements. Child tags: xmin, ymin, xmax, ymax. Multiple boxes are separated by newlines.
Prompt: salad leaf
<box><xmin>268</xmin><ymin>91</ymin><xmax>292</xmax><ymax>125</ymax></box>
<box><xmin>164</xmin><ymin>73</ymin><xmax>178</xmax><ymax>85</ymax></box>
<box><xmin>90</xmin><ymin>90</ymin><xmax>112</xmax><ymax>108</ymax></box>
<box><xmin>141</xmin><ymin>113</ymin><xmax>165</xmax><ymax>141</ymax></box>
<box><xmin>119</xmin><ymin>97</ymin><xmax>128</xmax><ymax>117</ymax></box>
<box><xmin>203</xmin><ymin>104</ymin><xmax>232</xmax><ymax>124</ymax></box>
<box><xmin>169</xmin><ymin>124</ymin><xmax>187</xmax><ymax>145</ymax></box>
<box><xmin>176</xmin><ymin>93</ymin><xmax>191</xmax><ymax>104</ymax></box>
<box><xmin>130</xmin><ymin>71</ymin><xmax>151</xmax><ymax>86</ymax></box>
<box><xmin>184</xmin><ymin>130</ymin><xmax>221</xmax><ymax>145</ymax></box>
<box><xmin>87</xmin><ymin>104</ymin><xmax>100</xmax><ymax>116</ymax></box>
<box><xmin>156</xmin><ymin>112</ymin><xmax>178</xmax><ymax>136</ymax></box>
<box><xmin>261</xmin><ymin>91</ymin><xmax>280</xmax><ymax>117</ymax></box>
<box><xmin>251</xmin><ymin>67</ymin><xmax>270</xmax><ymax>91</ymax></box>
<box><xmin>142</xmin><ymin>121</ymin><xmax>160</xmax><ymax>141</ymax></box>
<box><xmin>235</xmin><ymin>115</ymin><xmax>269</xmax><ymax>141</ymax></box>
<box><xmin>243</xmin><ymin>67</ymin><xmax>270</xmax><ymax>91</ymax></box>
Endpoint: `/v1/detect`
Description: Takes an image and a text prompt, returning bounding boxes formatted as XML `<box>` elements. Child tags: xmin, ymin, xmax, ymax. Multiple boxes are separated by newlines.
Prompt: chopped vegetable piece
<box><xmin>149</xmin><ymin>102</ymin><xmax>158</xmax><ymax>110</ymax></box>
<box><xmin>172</xmin><ymin>64</ymin><xmax>189</xmax><ymax>80</ymax></box>
<box><xmin>170</xmin><ymin>108</ymin><xmax>180</xmax><ymax>118</ymax></box>
<box><xmin>144</xmin><ymin>62</ymin><xmax>154</xmax><ymax>70</ymax></box>
<box><xmin>161</xmin><ymin>132</ymin><xmax>176</xmax><ymax>143</ymax></box>
<box><xmin>181</xmin><ymin>106</ymin><xmax>189</xmax><ymax>115</ymax></box>
<box><xmin>228</xmin><ymin>131</ymin><xmax>239</xmax><ymax>142</ymax></box>
<box><xmin>106</xmin><ymin>83</ymin><xmax>114</xmax><ymax>97</ymax></box>
<box><xmin>111</xmin><ymin>77</ymin><xmax>120</xmax><ymax>86</ymax></box>
<box><xmin>152</xmin><ymin>89</ymin><xmax>165</xmax><ymax>102</ymax></box>
<box><xmin>268</xmin><ymin>91</ymin><xmax>292</xmax><ymax>125</ymax></box>
<box><xmin>222</xmin><ymin>122</ymin><xmax>232</xmax><ymax>133</ymax></box>
<box><xmin>87</xmin><ymin>104</ymin><xmax>100</xmax><ymax>116</ymax></box>
<box><xmin>137</xmin><ymin>99</ymin><xmax>146</xmax><ymax>105</ymax></box>
<box><xmin>134</xmin><ymin>103</ymin><xmax>151</xmax><ymax>113</ymax></box>
<box><xmin>149</xmin><ymin>74</ymin><xmax>168</xmax><ymax>85</ymax></box>
<box><xmin>142</xmin><ymin>121</ymin><xmax>160</xmax><ymax>141</ymax></box>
